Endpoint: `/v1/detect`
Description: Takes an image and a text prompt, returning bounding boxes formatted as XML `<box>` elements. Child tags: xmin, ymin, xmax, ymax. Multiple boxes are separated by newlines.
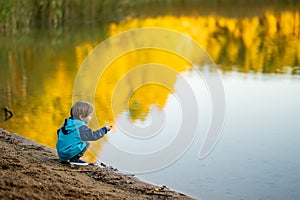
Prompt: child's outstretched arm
<box><xmin>79</xmin><ymin>126</ymin><xmax>111</xmax><ymax>141</ymax></box>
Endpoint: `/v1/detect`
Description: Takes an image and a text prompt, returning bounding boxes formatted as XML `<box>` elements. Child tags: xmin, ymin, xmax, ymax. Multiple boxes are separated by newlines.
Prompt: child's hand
<box><xmin>106</xmin><ymin>126</ymin><xmax>112</xmax><ymax>132</ymax></box>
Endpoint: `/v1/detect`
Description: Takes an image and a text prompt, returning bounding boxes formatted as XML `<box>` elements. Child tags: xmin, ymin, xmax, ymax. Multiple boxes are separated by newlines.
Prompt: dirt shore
<box><xmin>0</xmin><ymin>129</ymin><xmax>194</xmax><ymax>200</ymax></box>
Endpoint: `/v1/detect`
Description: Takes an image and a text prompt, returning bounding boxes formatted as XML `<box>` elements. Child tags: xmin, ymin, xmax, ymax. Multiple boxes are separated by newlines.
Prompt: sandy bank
<box><xmin>0</xmin><ymin>129</ymin><xmax>194</xmax><ymax>200</ymax></box>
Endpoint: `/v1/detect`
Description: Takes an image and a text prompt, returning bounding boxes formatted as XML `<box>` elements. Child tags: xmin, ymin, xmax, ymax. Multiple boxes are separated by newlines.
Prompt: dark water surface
<box><xmin>1</xmin><ymin>4</ymin><xmax>300</xmax><ymax>199</ymax></box>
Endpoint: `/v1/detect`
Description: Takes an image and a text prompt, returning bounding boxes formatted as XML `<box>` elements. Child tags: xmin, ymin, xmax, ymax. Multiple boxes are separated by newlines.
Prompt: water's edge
<box><xmin>0</xmin><ymin>128</ymin><xmax>196</xmax><ymax>199</ymax></box>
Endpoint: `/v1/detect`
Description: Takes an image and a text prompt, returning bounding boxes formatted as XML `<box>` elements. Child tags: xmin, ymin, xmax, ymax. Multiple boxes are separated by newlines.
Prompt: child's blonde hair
<box><xmin>71</xmin><ymin>101</ymin><xmax>94</xmax><ymax>118</ymax></box>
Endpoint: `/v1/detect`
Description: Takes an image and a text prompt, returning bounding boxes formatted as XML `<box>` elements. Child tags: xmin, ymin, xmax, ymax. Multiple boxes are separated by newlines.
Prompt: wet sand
<box><xmin>0</xmin><ymin>129</ymin><xmax>194</xmax><ymax>199</ymax></box>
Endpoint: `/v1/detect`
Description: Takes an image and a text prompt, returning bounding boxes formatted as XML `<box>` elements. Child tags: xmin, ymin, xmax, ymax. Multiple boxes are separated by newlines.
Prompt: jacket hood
<box><xmin>61</xmin><ymin>117</ymin><xmax>85</xmax><ymax>134</ymax></box>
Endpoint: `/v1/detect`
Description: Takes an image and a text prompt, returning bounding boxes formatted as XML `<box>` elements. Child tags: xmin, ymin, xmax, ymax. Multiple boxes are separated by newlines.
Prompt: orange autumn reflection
<box><xmin>109</xmin><ymin>12</ymin><xmax>300</xmax><ymax>74</ymax></box>
<box><xmin>1</xmin><ymin>10</ymin><xmax>300</xmax><ymax>163</ymax></box>
<box><xmin>95</xmin><ymin>49</ymin><xmax>190</xmax><ymax>124</ymax></box>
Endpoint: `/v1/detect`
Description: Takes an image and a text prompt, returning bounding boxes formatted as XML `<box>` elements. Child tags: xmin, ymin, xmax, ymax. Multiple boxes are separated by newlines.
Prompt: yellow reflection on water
<box><xmin>94</xmin><ymin>49</ymin><xmax>190</xmax><ymax>126</ymax></box>
<box><xmin>128</xmin><ymin>84</ymin><xmax>171</xmax><ymax>121</ymax></box>
<box><xmin>110</xmin><ymin>11</ymin><xmax>300</xmax><ymax>74</ymax></box>
<box><xmin>1</xmin><ymin>10</ymin><xmax>300</xmax><ymax>162</ymax></box>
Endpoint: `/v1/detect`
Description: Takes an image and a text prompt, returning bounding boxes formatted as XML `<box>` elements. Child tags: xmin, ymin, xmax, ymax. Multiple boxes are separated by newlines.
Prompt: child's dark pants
<box><xmin>70</xmin><ymin>142</ymin><xmax>90</xmax><ymax>162</ymax></box>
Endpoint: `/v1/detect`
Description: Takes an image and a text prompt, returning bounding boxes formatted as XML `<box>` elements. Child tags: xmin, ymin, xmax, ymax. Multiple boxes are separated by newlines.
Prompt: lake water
<box><xmin>139</xmin><ymin>72</ymin><xmax>300</xmax><ymax>199</ymax></box>
<box><xmin>1</xmin><ymin>5</ymin><xmax>300</xmax><ymax>200</ymax></box>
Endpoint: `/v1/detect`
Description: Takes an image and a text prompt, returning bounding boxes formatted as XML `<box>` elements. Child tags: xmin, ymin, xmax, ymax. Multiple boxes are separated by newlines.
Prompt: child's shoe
<box><xmin>70</xmin><ymin>159</ymin><xmax>89</xmax><ymax>166</ymax></box>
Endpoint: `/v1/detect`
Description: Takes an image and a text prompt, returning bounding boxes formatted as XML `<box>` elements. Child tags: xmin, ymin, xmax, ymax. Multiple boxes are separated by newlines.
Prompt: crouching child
<box><xmin>56</xmin><ymin>101</ymin><xmax>111</xmax><ymax>166</ymax></box>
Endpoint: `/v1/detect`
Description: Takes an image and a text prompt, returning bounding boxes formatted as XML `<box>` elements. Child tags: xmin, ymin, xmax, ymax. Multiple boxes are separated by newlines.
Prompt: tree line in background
<box><xmin>1</xmin><ymin>0</ymin><xmax>299</xmax><ymax>34</ymax></box>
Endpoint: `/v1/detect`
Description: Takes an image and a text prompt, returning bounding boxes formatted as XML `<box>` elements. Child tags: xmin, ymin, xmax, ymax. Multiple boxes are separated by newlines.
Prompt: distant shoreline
<box><xmin>0</xmin><ymin>128</ymin><xmax>194</xmax><ymax>199</ymax></box>
<box><xmin>1</xmin><ymin>0</ymin><xmax>299</xmax><ymax>34</ymax></box>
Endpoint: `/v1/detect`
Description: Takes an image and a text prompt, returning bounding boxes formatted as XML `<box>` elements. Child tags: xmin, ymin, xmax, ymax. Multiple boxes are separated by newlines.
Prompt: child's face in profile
<box><xmin>81</xmin><ymin>113</ymin><xmax>92</xmax><ymax>124</ymax></box>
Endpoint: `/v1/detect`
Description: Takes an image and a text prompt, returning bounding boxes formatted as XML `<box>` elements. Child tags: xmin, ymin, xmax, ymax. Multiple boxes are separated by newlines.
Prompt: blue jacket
<box><xmin>56</xmin><ymin>117</ymin><xmax>107</xmax><ymax>161</ymax></box>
